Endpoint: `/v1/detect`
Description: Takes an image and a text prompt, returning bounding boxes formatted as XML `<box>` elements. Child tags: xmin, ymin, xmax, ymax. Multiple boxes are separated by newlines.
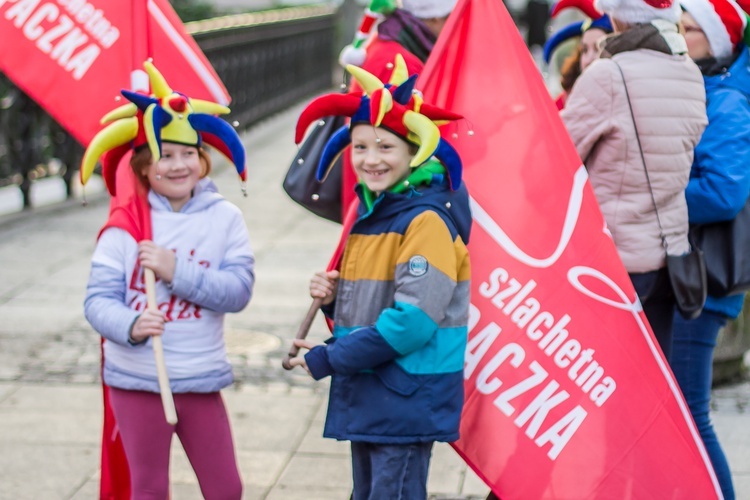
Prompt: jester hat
<box><xmin>543</xmin><ymin>0</ymin><xmax>613</xmax><ymax>64</ymax></box>
<box><xmin>80</xmin><ymin>60</ymin><xmax>246</xmax><ymax>196</ymax></box>
<box><xmin>295</xmin><ymin>54</ymin><xmax>464</xmax><ymax>189</ymax></box>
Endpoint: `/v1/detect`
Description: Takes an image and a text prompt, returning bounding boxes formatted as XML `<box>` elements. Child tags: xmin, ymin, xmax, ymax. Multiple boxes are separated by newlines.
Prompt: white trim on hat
<box><xmin>401</xmin><ymin>0</ymin><xmax>457</xmax><ymax>19</ymax></box>
<box><xmin>680</xmin><ymin>0</ymin><xmax>746</xmax><ymax>59</ymax></box>
<box><xmin>680</xmin><ymin>0</ymin><xmax>732</xmax><ymax>58</ymax></box>
<box><xmin>595</xmin><ymin>0</ymin><xmax>682</xmax><ymax>24</ymax></box>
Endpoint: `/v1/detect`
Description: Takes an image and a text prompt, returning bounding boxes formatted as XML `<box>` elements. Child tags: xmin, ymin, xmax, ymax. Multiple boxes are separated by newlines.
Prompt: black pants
<box><xmin>629</xmin><ymin>267</ymin><xmax>676</xmax><ymax>361</ymax></box>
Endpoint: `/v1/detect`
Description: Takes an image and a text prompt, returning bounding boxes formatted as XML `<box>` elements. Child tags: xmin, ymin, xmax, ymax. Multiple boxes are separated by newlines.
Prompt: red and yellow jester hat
<box><xmin>295</xmin><ymin>54</ymin><xmax>465</xmax><ymax>190</ymax></box>
<box><xmin>80</xmin><ymin>60</ymin><xmax>246</xmax><ymax>196</ymax></box>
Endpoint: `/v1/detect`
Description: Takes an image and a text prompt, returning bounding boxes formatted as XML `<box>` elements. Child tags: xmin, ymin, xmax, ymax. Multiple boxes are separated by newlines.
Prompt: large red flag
<box><xmin>97</xmin><ymin>153</ymin><xmax>152</xmax><ymax>500</ymax></box>
<box><xmin>0</xmin><ymin>0</ymin><xmax>228</xmax><ymax>145</ymax></box>
<box><xmin>418</xmin><ymin>0</ymin><xmax>722</xmax><ymax>497</ymax></box>
<box><xmin>0</xmin><ymin>2</ymin><xmax>229</xmax><ymax>498</ymax></box>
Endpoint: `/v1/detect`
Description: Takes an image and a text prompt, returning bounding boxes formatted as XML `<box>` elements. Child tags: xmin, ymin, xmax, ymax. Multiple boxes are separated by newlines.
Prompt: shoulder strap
<box><xmin>612</xmin><ymin>61</ymin><xmax>669</xmax><ymax>253</ymax></box>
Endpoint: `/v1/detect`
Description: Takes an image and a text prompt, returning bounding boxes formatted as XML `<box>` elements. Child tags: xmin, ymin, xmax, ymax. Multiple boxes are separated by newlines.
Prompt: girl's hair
<box><xmin>130</xmin><ymin>144</ymin><xmax>212</xmax><ymax>189</ymax></box>
<box><xmin>559</xmin><ymin>45</ymin><xmax>583</xmax><ymax>94</ymax></box>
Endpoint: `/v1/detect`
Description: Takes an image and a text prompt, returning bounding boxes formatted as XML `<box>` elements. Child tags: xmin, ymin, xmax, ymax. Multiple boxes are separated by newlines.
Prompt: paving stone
<box><xmin>0</xmin><ymin>383</ymin><xmax>17</xmax><ymax>401</ymax></box>
<box><xmin>274</xmin><ymin>453</ymin><xmax>352</xmax><ymax>490</ymax></box>
<box><xmin>0</xmin><ymin>443</ymin><xmax>98</xmax><ymax>499</ymax></box>
<box><xmin>264</xmin><ymin>484</ymin><xmax>353</xmax><ymax>500</ymax></box>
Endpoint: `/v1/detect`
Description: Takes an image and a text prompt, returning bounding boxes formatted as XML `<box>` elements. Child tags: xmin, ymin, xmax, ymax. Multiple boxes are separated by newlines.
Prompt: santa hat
<box><xmin>296</xmin><ymin>54</ymin><xmax>464</xmax><ymax>189</ymax></box>
<box><xmin>680</xmin><ymin>0</ymin><xmax>747</xmax><ymax>58</ymax></box>
<box><xmin>80</xmin><ymin>60</ymin><xmax>246</xmax><ymax>196</ymax></box>
<box><xmin>595</xmin><ymin>0</ymin><xmax>682</xmax><ymax>23</ymax></box>
<box><xmin>339</xmin><ymin>0</ymin><xmax>397</xmax><ymax>67</ymax></box>
<box><xmin>402</xmin><ymin>0</ymin><xmax>457</xmax><ymax>18</ymax></box>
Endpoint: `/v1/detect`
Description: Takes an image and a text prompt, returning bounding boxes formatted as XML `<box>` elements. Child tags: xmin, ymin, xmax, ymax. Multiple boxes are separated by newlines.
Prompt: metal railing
<box><xmin>186</xmin><ymin>5</ymin><xmax>337</xmax><ymax>129</ymax></box>
<box><xmin>0</xmin><ymin>4</ymin><xmax>337</xmax><ymax>208</ymax></box>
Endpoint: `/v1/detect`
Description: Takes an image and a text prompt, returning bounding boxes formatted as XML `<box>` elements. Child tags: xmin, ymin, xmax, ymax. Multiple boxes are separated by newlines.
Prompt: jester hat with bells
<box><xmin>80</xmin><ymin>60</ymin><xmax>246</xmax><ymax>197</ymax></box>
<box><xmin>295</xmin><ymin>54</ymin><xmax>464</xmax><ymax>190</ymax></box>
<box><xmin>543</xmin><ymin>0</ymin><xmax>613</xmax><ymax>64</ymax></box>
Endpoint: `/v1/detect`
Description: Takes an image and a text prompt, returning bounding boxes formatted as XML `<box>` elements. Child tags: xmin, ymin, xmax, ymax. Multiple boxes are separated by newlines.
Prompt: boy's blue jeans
<box><xmin>350</xmin><ymin>441</ymin><xmax>433</xmax><ymax>500</ymax></box>
<box><xmin>672</xmin><ymin>310</ymin><xmax>735</xmax><ymax>500</ymax></box>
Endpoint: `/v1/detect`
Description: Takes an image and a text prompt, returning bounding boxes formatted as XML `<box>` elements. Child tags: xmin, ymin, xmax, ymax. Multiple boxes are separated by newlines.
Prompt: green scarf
<box><xmin>360</xmin><ymin>159</ymin><xmax>446</xmax><ymax>211</ymax></box>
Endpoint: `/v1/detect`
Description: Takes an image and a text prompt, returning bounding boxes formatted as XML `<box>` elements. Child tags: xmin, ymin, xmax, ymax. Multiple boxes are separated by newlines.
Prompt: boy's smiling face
<box><xmin>351</xmin><ymin>125</ymin><xmax>414</xmax><ymax>196</ymax></box>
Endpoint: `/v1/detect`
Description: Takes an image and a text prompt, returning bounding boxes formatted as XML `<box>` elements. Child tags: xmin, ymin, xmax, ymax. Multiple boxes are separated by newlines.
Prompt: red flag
<box><xmin>418</xmin><ymin>0</ymin><xmax>722</xmax><ymax>497</ymax></box>
<box><xmin>98</xmin><ymin>151</ymin><xmax>153</xmax><ymax>500</ymax></box>
<box><xmin>99</xmin><ymin>153</ymin><xmax>152</xmax><ymax>242</ymax></box>
<box><xmin>0</xmin><ymin>2</ymin><xmax>229</xmax><ymax>497</ymax></box>
<box><xmin>0</xmin><ymin>0</ymin><xmax>228</xmax><ymax>145</ymax></box>
<box><xmin>100</xmin><ymin>380</ymin><xmax>130</xmax><ymax>500</ymax></box>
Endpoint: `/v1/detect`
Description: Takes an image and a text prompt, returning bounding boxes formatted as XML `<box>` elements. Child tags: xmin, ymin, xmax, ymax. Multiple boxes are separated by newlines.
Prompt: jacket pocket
<box><xmin>372</xmin><ymin>361</ymin><xmax>423</xmax><ymax>397</ymax></box>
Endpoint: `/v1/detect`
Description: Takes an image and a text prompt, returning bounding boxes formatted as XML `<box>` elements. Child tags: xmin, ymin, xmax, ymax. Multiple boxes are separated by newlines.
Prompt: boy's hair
<box><xmin>351</xmin><ymin>123</ymin><xmax>420</xmax><ymax>156</ymax></box>
<box><xmin>130</xmin><ymin>145</ymin><xmax>212</xmax><ymax>190</ymax></box>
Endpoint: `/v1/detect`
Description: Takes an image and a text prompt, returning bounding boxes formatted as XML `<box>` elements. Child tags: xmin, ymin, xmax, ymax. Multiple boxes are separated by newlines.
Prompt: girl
<box><xmin>82</xmin><ymin>61</ymin><xmax>254</xmax><ymax>499</ymax></box>
<box><xmin>543</xmin><ymin>0</ymin><xmax>613</xmax><ymax>109</ymax></box>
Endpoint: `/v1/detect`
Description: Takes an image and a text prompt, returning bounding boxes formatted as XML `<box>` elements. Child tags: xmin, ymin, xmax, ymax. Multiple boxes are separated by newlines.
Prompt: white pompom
<box><xmin>339</xmin><ymin>45</ymin><xmax>367</xmax><ymax>68</ymax></box>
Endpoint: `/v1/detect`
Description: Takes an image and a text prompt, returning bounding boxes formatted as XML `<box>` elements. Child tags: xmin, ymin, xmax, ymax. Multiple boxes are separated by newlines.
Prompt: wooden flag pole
<box><xmin>144</xmin><ymin>268</ymin><xmax>178</xmax><ymax>424</ymax></box>
<box><xmin>281</xmin><ymin>298</ymin><xmax>324</xmax><ymax>370</ymax></box>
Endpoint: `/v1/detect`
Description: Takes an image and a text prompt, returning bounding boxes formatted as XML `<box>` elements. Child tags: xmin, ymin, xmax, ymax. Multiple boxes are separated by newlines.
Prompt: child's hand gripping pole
<box><xmin>281</xmin><ymin>298</ymin><xmax>324</xmax><ymax>370</ymax></box>
<box><xmin>144</xmin><ymin>268</ymin><xmax>178</xmax><ymax>424</ymax></box>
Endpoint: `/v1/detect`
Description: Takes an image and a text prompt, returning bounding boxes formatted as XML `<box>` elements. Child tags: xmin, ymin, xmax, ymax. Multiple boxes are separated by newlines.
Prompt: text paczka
<box><xmin>465</xmin><ymin>266</ymin><xmax>618</xmax><ymax>460</ymax></box>
<box><xmin>1</xmin><ymin>0</ymin><xmax>120</xmax><ymax>80</ymax></box>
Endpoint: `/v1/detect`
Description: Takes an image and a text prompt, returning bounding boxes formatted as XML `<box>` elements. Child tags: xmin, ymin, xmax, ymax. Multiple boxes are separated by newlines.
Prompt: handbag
<box><xmin>614</xmin><ymin>62</ymin><xmax>707</xmax><ymax>320</ymax></box>
<box><xmin>691</xmin><ymin>198</ymin><xmax>750</xmax><ymax>297</ymax></box>
<box><xmin>283</xmin><ymin>115</ymin><xmax>346</xmax><ymax>223</ymax></box>
<box><xmin>665</xmin><ymin>245</ymin><xmax>707</xmax><ymax>319</ymax></box>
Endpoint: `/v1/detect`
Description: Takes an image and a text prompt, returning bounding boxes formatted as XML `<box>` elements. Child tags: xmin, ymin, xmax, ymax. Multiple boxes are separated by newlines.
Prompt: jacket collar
<box><xmin>602</xmin><ymin>20</ymin><xmax>686</xmax><ymax>58</ymax></box>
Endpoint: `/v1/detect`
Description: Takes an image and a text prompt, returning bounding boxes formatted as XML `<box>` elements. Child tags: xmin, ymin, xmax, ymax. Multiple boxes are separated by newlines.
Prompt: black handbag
<box><xmin>614</xmin><ymin>62</ymin><xmax>707</xmax><ymax>320</ymax></box>
<box><xmin>665</xmin><ymin>246</ymin><xmax>707</xmax><ymax>319</ymax></box>
<box><xmin>691</xmin><ymin>198</ymin><xmax>750</xmax><ymax>297</ymax></box>
<box><xmin>283</xmin><ymin>115</ymin><xmax>346</xmax><ymax>223</ymax></box>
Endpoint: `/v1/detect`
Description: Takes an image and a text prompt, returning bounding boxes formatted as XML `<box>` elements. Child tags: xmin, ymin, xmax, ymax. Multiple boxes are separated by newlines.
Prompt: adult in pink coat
<box><xmin>560</xmin><ymin>0</ymin><xmax>707</xmax><ymax>358</ymax></box>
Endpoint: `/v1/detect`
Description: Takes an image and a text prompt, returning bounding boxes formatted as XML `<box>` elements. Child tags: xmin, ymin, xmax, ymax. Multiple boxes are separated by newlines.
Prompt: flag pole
<box><xmin>281</xmin><ymin>298</ymin><xmax>323</xmax><ymax>370</ymax></box>
<box><xmin>145</xmin><ymin>269</ymin><xmax>178</xmax><ymax>424</ymax></box>
<box><xmin>135</xmin><ymin>0</ymin><xmax>177</xmax><ymax>425</ymax></box>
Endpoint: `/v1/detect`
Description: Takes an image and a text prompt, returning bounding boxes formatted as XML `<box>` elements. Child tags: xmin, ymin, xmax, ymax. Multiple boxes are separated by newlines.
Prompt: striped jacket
<box><xmin>305</xmin><ymin>179</ymin><xmax>472</xmax><ymax>444</ymax></box>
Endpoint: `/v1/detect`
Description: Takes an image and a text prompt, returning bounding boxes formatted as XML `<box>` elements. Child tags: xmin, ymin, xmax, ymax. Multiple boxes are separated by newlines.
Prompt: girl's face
<box><xmin>350</xmin><ymin>125</ymin><xmax>413</xmax><ymax>196</ymax></box>
<box><xmin>143</xmin><ymin>142</ymin><xmax>202</xmax><ymax>212</ymax></box>
<box><xmin>580</xmin><ymin>28</ymin><xmax>607</xmax><ymax>72</ymax></box>
<box><xmin>681</xmin><ymin>12</ymin><xmax>712</xmax><ymax>61</ymax></box>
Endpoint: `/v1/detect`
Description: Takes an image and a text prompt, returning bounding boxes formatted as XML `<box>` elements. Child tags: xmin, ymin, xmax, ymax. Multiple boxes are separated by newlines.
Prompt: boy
<box><xmin>289</xmin><ymin>56</ymin><xmax>471</xmax><ymax>499</ymax></box>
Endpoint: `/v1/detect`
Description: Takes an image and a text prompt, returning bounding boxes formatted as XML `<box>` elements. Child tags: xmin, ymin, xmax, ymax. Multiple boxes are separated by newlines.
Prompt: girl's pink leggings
<box><xmin>109</xmin><ymin>388</ymin><xmax>243</xmax><ymax>499</ymax></box>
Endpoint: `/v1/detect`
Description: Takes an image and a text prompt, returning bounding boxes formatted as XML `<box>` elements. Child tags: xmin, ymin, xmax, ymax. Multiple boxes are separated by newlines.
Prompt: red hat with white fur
<box><xmin>680</xmin><ymin>0</ymin><xmax>747</xmax><ymax>59</ymax></box>
<box><xmin>402</xmin><ymin>0</ymin><xmax>457</xmax><ymax>18</ymax></box>
<box><xmin>595</xmin><ymin>0</ymin><xmax>682</xmax><ymax>23</ymax></box>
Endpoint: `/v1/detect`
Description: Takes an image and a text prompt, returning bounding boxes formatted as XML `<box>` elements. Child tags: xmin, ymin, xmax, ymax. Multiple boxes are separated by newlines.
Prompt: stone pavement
<box><xmin>0</xmin><ymin>105</ymin><xmax>748</xmax><ymax>499</ymax></box>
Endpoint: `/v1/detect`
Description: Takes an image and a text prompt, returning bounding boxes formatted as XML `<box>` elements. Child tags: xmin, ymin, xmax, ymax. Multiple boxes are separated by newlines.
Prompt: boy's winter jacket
<box><xmin>306</xmin><ymin>178</ymin><xmax>472</xmax><ymax>444</ymax></box>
